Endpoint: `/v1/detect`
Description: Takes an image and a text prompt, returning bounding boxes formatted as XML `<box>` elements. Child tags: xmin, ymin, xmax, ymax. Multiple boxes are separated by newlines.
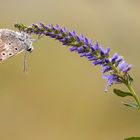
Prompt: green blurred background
<box><xmin>0</xmin><ymin>0</ymin><xmax>140</xmax><ymax>139</ymax></box>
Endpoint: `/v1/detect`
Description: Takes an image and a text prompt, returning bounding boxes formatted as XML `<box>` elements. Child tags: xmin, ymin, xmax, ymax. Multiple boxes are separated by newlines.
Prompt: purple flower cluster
<box><xmin>15</xmin><ymin>23</ymin><xmax>132</xmax><ymax>91</ymax></box>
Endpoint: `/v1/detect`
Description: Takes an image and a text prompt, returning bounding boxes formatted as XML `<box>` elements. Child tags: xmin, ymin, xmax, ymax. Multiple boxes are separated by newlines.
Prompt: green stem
<box><xmin>126</xmin><ymin>83</ymin><xmax>140</xmax><ymax>109</ymax></box>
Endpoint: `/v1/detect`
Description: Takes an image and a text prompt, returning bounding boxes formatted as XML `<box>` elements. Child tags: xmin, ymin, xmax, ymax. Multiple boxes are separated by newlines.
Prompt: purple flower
<box><xmin>102</xmin><ymin>66</ymin><xmax>111</xmax><ymax>73</ymax></box>
<box><xmin>69</xmin><ymin>46</ymin><xmax>77</xmax><ymax>51</ymax></box>
<box><xmin>14</xmin><ymin>23</ymin><xmax>132</xmax><ymax>91</ymax></box>
<box><xmin>111</xmin><ymin>53</ymin><xmax>119</xmax><ymax>62</ymax></box>
<box><xmin>103</xmin><ymin>74</ymin><xmax>121</xmax><ymax>92</ymax></box>
<box><xmin>118</xmin><ymin>61</ymin><xmax>132</xmax><ymax>72</ymax></box>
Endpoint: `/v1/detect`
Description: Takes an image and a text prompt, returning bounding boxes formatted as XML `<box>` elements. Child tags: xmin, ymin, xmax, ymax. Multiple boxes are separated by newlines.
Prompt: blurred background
<box><xmin>0</xmin><ymin>0</ymin><xmax>140</xmax><ymax>139</ymax></box>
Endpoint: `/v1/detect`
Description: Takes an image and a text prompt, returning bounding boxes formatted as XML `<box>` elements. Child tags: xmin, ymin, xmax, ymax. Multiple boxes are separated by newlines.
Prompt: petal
<box><xmin>77</xmin><ymin>46</ymin><xmax>84</xmax><ymax>53</ymax></box>
<box><xmin>69</xmin><ymin>46</ymin><xmax>77</xmax><ymax>51</ymax></box>
<box><xmin>94</xmin><ymin>42</ymin><xmax>99</xmax><ymax>50</ymax></box>
<box><xmin>102</xmin><ymin>66</ymin><xmax>111</xmax><ymax>73</ymax></box>
<box><xmin>88</xmin><ymin>57</ymin><xmax>96</xmax><ymax>61</ymax></box>
<box><xmin>111</xmin><ymin>53</ymin><xmax>119</xmax><ymax>62</ymax></box>
<box><xmin>93</xmin><ymin>60</ymin><xmax>103</xmax><ymax>65</ymax></box>
<box><xmin>118</xmin><ymin>61</ymin><xmax>127</xmax><ymax>70</ymax></box>
<box><xmin>100</xmin><ymin>47</ymin><xmax>106</xmax><ymax>55</ymax></box>
<box><xmin>80</xmin><ymin>52</ymin><xmax>86</xmax><ymax>57</ymax></box>
<box><xmin>105</xmin><ymin>47</ymin><xmax>110</xmax><ymax>55</ymax></box>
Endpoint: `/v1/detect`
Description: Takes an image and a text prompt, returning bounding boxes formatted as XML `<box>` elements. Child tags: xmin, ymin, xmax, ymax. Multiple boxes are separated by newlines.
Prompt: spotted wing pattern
<box><xmin>0</xmin><ymin>29</ymin><xmax>24</xmax><ymax>61</ymax></box>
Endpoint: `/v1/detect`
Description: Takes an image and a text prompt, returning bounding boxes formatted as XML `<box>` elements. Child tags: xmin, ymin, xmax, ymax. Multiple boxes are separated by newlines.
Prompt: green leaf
<box><xmin>113</xmin><ymin>89</ymin><xmax>132</xmax><ymax>97</ymax></box>
<box><xmin>122</xmin><ymin>102</ymin><xmax>139</xmax><ymax>109</ymax></box>
<box><xmin>124</xmin><ymin>137</ymin><xmax>140</xmax><ymax>140</ymax></box>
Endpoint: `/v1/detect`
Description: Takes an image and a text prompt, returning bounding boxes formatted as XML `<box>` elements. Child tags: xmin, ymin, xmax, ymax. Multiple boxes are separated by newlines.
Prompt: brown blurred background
<box><xmin>0</xmin><ymin>0</ymin><xmax>140</xmax><ymax>140</ymax></box>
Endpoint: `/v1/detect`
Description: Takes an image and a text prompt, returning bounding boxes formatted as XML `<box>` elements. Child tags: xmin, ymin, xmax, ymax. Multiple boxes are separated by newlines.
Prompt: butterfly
<box><xmin>0</xmin><ymin>29</ymin><xmax>35</xmax><ymax>71</ymax></box>
<box><xmin>0</xmin><ymin>29</ymin><xmax>34</xmax><ymax>61</ymax></box>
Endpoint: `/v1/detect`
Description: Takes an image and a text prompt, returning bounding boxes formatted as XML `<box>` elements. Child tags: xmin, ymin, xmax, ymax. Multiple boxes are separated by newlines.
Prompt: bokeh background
<box><xmin>0</xmin><ymin>0</ymin><xmax>140</xmax><ymax>140</ymax></box>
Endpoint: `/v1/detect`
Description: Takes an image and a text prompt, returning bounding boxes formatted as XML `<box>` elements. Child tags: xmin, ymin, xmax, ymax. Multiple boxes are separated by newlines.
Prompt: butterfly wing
<box><xmin>0</xmin><ymin>29</ymin><xmax>24</xmax><ymax>61</ymax></box>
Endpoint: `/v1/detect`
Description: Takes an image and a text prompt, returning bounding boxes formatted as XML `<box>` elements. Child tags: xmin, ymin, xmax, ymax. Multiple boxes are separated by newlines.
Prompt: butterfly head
<box><xmin>19</xmin><ymin>31</ymin><xmax>34</xmax><ymax>53</ymax></box>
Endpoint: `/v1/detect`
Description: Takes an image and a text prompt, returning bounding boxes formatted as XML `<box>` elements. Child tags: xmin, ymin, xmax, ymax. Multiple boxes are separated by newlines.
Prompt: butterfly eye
<box><xmin>2</xmin><ymin>53</ymin><xmax>5</xmax><ymax>56</ymax></box>
<box><xmin>27</xmin><ymin>48</ymin><xmax>33</xmax><ymax>52</ymax></box>
<box><xmin>15</xmin><ymin>48</ymin><xmax>18</xmax><ymax>50</ymax></box>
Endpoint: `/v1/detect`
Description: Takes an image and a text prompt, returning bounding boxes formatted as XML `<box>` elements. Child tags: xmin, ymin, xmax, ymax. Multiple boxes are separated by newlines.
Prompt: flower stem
<box><xmin>126</xmin><ymin>83</ymin><xmax>140</xmax><ymax>109</ymax></box>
